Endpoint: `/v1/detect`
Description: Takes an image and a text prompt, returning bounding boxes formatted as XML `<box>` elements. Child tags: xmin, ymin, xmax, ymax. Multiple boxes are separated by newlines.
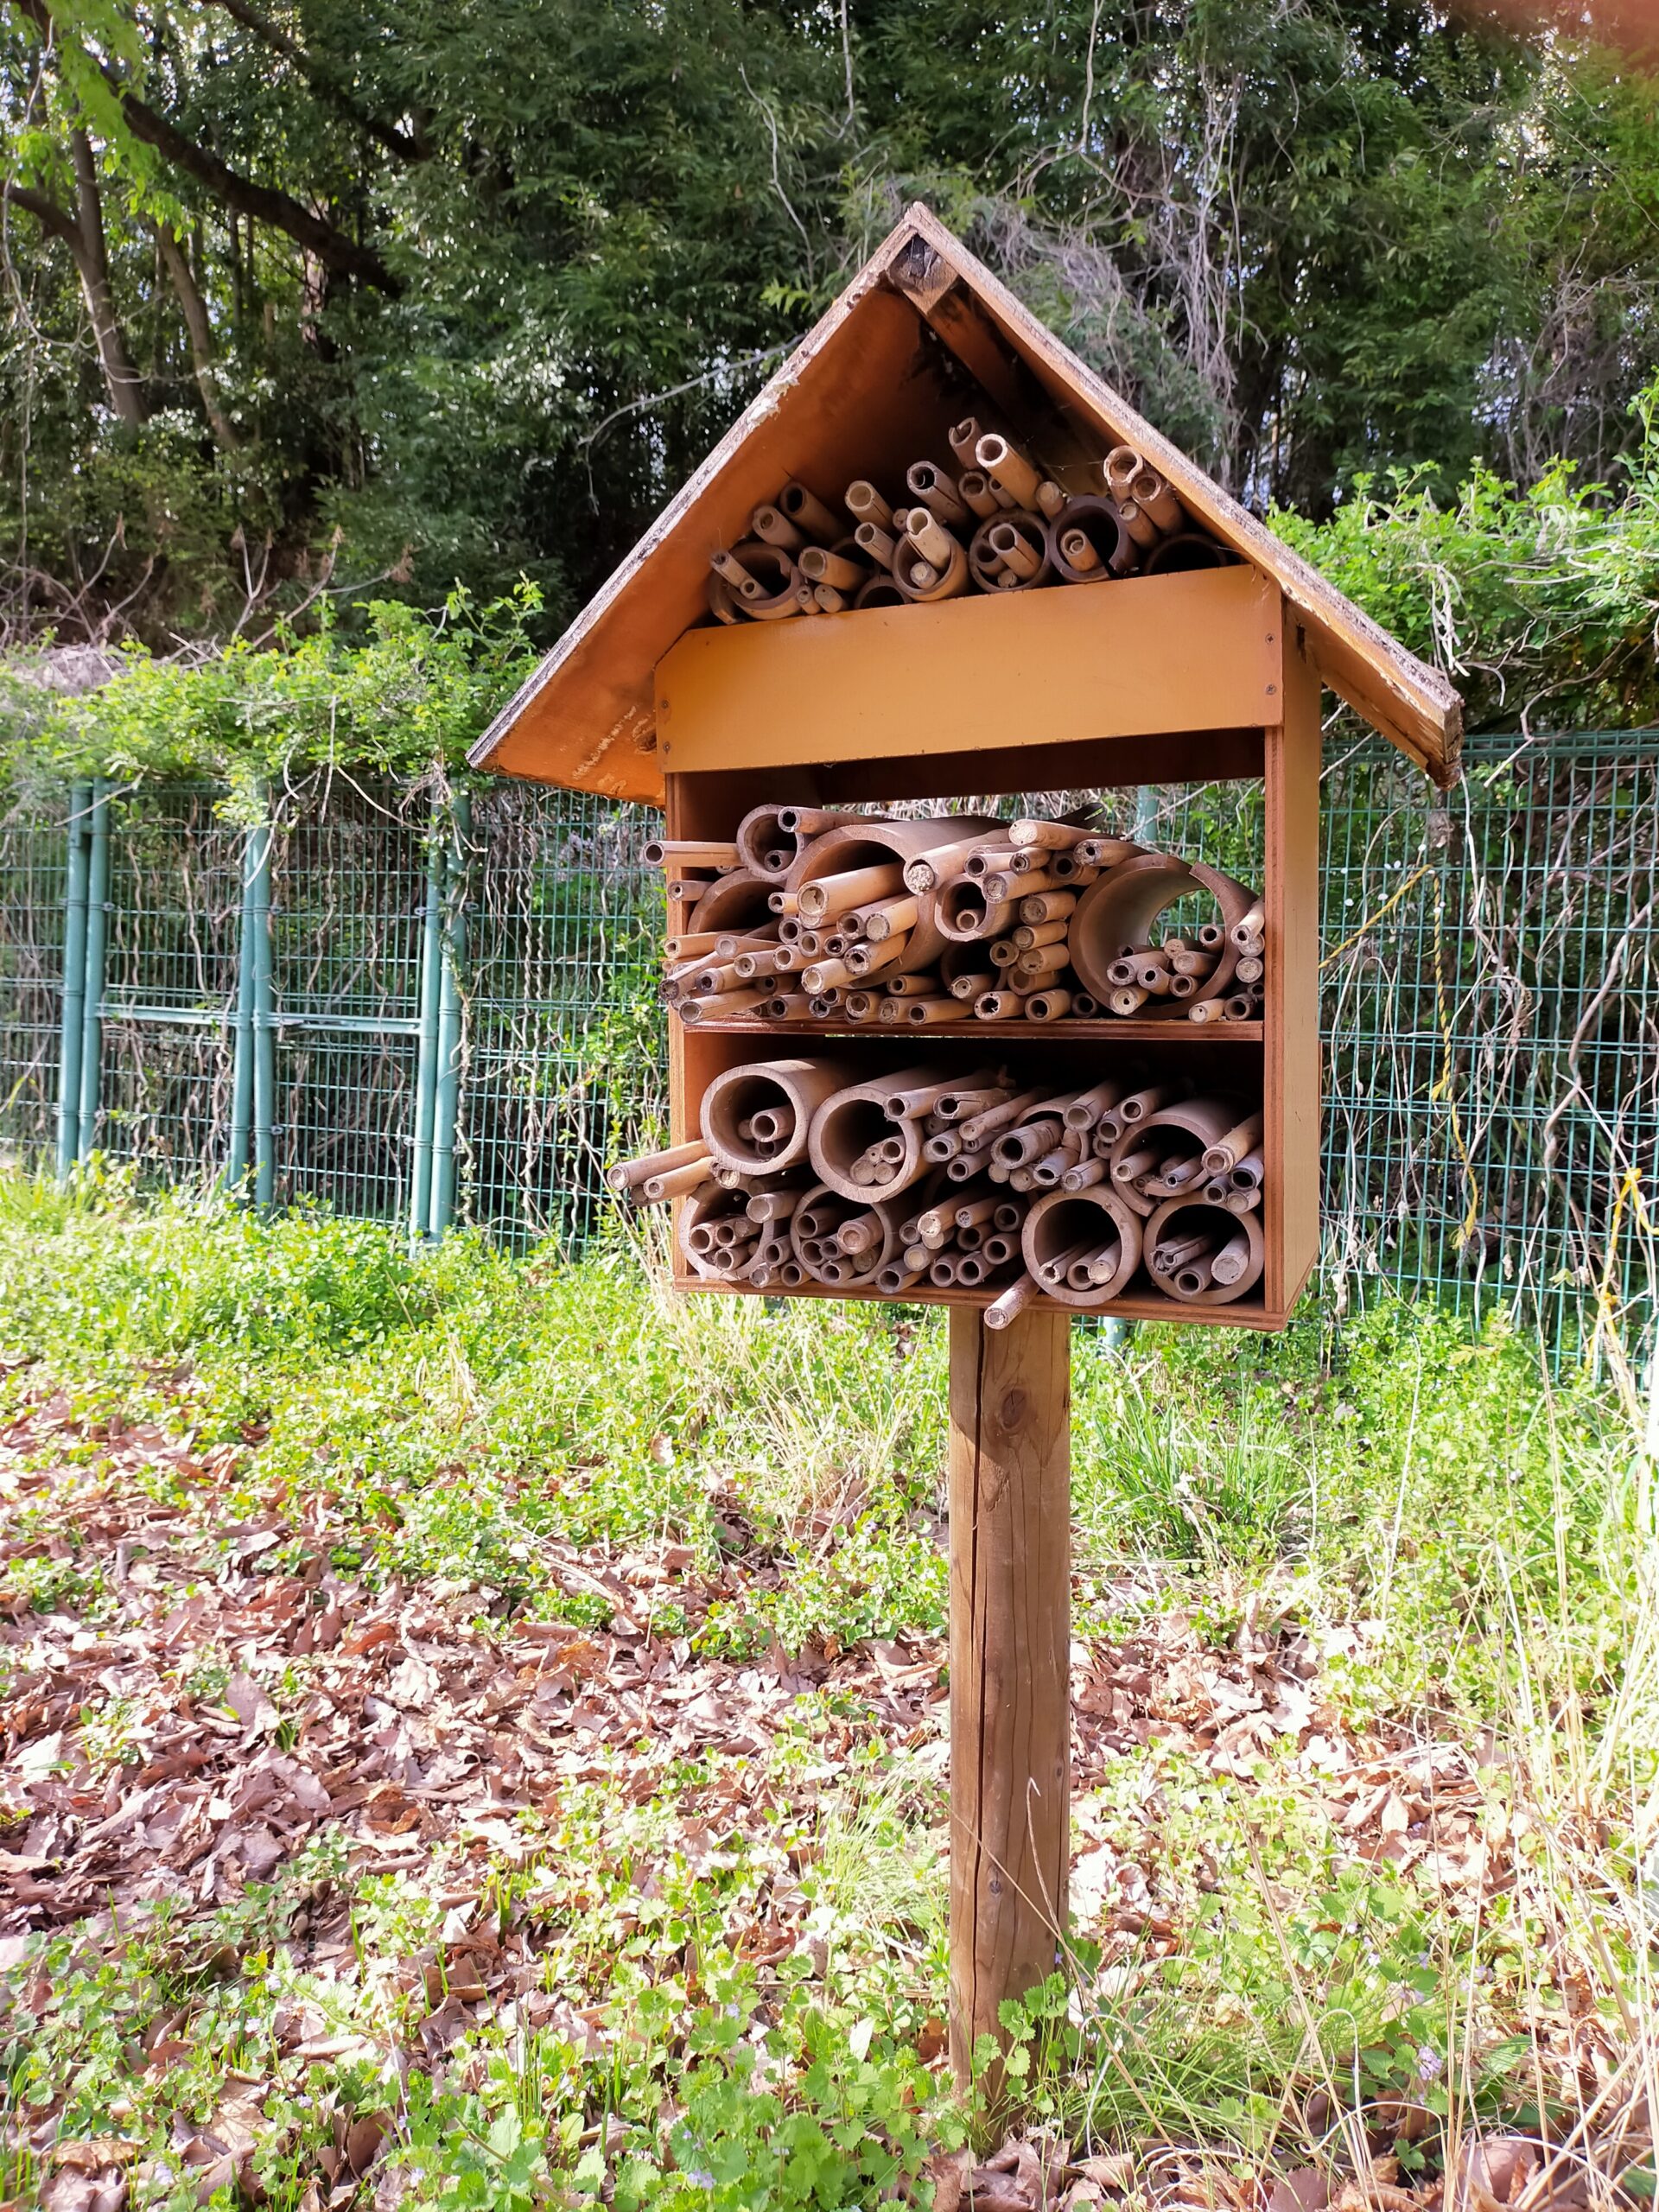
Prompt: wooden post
<box><xmin>947</xmin><ymin>1303</ymin><xmax>1071</xmax><ymax>2086</ymax></box>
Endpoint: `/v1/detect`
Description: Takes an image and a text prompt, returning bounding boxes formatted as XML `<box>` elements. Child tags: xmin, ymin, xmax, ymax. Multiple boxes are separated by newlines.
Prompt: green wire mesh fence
<box><xmin>2</xmin><ymin>730</ymin><xmax>1654</xmax><ymax>1370</ymax></box>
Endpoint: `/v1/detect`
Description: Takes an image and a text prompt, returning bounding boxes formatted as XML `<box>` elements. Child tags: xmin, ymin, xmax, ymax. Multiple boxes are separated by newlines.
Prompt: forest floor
<box><xmin>0</xmin><ymin>1176</ymin><xmax>1653</xmax><ymax>2212</ymax></box>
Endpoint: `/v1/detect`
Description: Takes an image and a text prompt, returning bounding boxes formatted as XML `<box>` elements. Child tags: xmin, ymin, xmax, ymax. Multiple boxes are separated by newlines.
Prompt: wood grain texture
<box><xmin>947</xmin><ymin>1304</ymin><xmax>1071</xmax><ymax>2084</ymax></box>
<box><xmin>658</xmin><ymin>566</ymin><xmax>1279</xmax><ymax>774</ymax></box>
<box><xmin>1262</xmin><ymin>613</ymin><xmax>1323</xmax><ymax>1311</ymax></box>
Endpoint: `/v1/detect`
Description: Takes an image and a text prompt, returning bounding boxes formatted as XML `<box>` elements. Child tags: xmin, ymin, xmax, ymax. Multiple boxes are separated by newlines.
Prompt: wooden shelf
<box><xmin>677</xmin><ymin>1016</ymin><xmax>1263</xmax><ymax>1043</ymax></box>
<box><xmin>672</xmin><ymin>1268</ymin><xmax>1280</xmax><ymax>1330</ymax></box>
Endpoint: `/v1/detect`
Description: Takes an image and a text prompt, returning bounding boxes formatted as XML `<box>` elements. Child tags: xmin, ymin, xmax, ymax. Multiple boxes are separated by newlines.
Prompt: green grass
<box><xmin>1</xmin><ymin>1167</ymin><xmax>1654</xmax><ymax>2208</ymax></box>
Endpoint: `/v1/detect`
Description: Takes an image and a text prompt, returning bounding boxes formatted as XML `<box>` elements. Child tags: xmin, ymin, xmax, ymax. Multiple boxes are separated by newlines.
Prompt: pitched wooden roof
<box><xmin>471</xmin><ymin>203</ymin><xmax>1462</xmax><ymax>800</ymax></box>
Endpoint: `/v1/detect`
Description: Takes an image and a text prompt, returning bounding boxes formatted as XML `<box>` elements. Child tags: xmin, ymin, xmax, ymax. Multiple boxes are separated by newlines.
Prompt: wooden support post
<box><xmin>947</xmin><ymin>1304</ymin><xmax>1071</xmax><ymax>2088</ymax></box>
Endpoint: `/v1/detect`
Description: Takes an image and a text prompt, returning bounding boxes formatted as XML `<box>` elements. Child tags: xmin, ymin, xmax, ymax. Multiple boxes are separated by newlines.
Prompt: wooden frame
<box><xmin>661</xmin><ymin>577</ymin><xmax>1317</xmax><ymax>1332</ymax></box>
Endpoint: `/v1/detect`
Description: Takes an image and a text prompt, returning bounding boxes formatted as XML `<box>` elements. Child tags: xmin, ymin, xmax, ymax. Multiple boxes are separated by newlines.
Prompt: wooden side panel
<box><xmin>1263</xmin><ymin>609</ymin><xmax>1323</xmax><ymax>1311</ymax></box>
<box><xmin>948</xmin><ymin>1304</ymin><xmax>1071</xmax><ymax>2083</ymax></box>
<box><xmin>658</xmin><ymin>567</ymin><xmax>1279</xmax><ymax>775</ymax></box>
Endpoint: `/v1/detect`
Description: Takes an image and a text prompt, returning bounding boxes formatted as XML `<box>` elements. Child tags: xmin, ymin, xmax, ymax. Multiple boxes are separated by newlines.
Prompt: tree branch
<box><xmin>155</xmin><ymin>224</ymin><xmax>241</xmax><ymax>448</ymax></box>
<box><xmin>14</xmin><ymin>0</ymin><xmax>401</xmax><ymax>293</ymax></box>
<box><xmin>204</xmin><ymin>0</ymin><xmax>425</xmax><ymax>163</ymax></box>
<box><xmin>1</xmin><ymin>179</ymin><xmax>79</xmax><ymax>246</ymax></box>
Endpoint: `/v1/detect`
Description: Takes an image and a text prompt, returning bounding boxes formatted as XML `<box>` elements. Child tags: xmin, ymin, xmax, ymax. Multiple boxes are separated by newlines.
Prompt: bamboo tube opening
<box><xmin>976</xmin><ymin>433</ymin><xmax>1044</xmax><ymax>509</ymax></box>
<box><xmin>1048</xmin><ymin>495</ymin><xmax>1134</xmax><ymax>583</ymax></box>
<box><xmin>957</xmin><ymin>469</ymin><xmax>1000</xmax><ymax>518</ymax></box>
<box><xmin>1143</xmin><ymin>1198</ymin><xmax>1263</xmax><ymax>1306</ymax></box>
<box><xmin>844</xmin><ymin>480</ymin><xmax>893</xmax><ymax>529</ymax></box>
<box><xmin>752</xmin><ymin>504</ymin><xmax>805</xmax><ymax>550</ymax></box>
<box><xmin>906</xmin><ymin>461</ymin><xmax>969</xmax><ymax>526</ymax></box>
<box><xmin>778</xmin><ymin>480</ymin><xmax>842</xmax><ymax>540</ymax></box>
<box><xmin>1020</xmin><ymin>1185</ymin><xmax>1141</xmax><ymax>1306</ymax></box>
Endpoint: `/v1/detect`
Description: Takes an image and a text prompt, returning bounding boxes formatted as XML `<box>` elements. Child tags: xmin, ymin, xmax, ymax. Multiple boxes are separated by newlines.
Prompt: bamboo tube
<box><xmin>1151</xmin><ymin>1229</ymin><xmax>1213</xmax><ymax>1274</ymax></box>
<box><xmin>905</xmin><ymin>507</ymin><xmax>958</xmax><ymax>568</ymax></box>
<box><xmin>844</xmin><ymin>480</ymin><xmax>893</xmax><ymax>530</ymax></box>
<box><xmin>1009</xmin><ymin>820</ymin><xmax>1091</xmax><ymax>853</ymax></box>
<box><xmin>1185</xmin><ymin>999</ymin><xmax>1222</xmax><ymax>1025</ymax></box>
<box><xmin>1108</xmin><ymin>988</ymin><xmax>1148</xmax><ymax>1014</ymax></box>
<box><xmin>645</xmin><ymin>1160</ymin><xmax>719</xmax><ymax>1203</ymax></box>
<box><xmin>1229</xmin><ymin>1149</ymin><xmax>1264</xmax><ymax>1192</ymax></box>
<box><xmin>800</xmin><ymin>957</ymin><xmax>856</xmax><ymax>994</ymax></box>
<box><xmin>807</xmin><ymin>994</ymin><xmax>838</xmax><ymax>1018</ymax></box>
<box><xmin>976</xmin><ymin>434</ymin><xmax>1044</xmax><ymax>509</ymax></box>
<box><xmin>1020</xmin><ymin>1184</ymin><xmax>1141</xmax><ymax>1306</ymax></box>
<box><xmin>1202</xmin><ymin>1114</ymin><xmax>1264</xmax><ymax>1175</ymax></box>
<box><xmin>953</xmin><ymin>1195</ymin><xmax>1001</xmax><ymax>1232</ymax></box>
<box><xmin>948</xmin><ymin>416</ymin><xmax>988</xmax><ymax>469</ymax></box>
<box><xmin>950</xmin><ymin>969</ymin><xmax>998</xmax><ymax>1000</ymax></box>
<box><xmin>779</xmin><ymin>481</ymin><xmax>842</xmax><ymax>540</ymax></box>
<box><xmin>1036</xmin><ymin>480</ymin><xmax>1065</xmax><ymax>517</ymax></box>
<box><xmin>957</xmin><ymin>1088</ymin><xmax>1048</xmax><ymax>1150</ymax></box>
<box><xmin>1019</xmin><ymin>891</ymin><xmax>1078</xmax><ymax>925</ymax></box>
<box><xmin>778</xmin><ymin>807</ymin><xmax>879</xmax><ymax>838</ymax></box>
<box><xmin>842</xmin><ymin>991</ymin><xmax>880</xmax><ymax>1020</ymax></box>
<box><xmin>985</xmin><ymin>1274</ymin><xmax>1043</xmax><ymax>1329</ymax></box>
<box><xmin>856</xmin><ymin>576</ymin><xmax>906</xmax><ymax>609</ymax></box>
<box><xmin>747</xmin><ymin>1190</ymin><xmax>803</xmax><ymax>1221</ymax></box>
<box><xmin>862</xmin><ymin>894</ymin><xmax>918</xmax><ymax>941</ymax></box>
<box><xmin>644</xmin><ymin>838</ymin><xmax>740</xmax><ymax>870</ymax></box>
<box><xmin>957</xmin><ymin>469</ymin><xmax>1000</xmax><ymax>519</ymax></box>
<box><xmin>1103</xmin><ymin>446</ymin><xmax>1143</xmax><ymax>502</ymax></box>
<box><xmin>1235</xmin><ymin>956</ymin><xmax>1265</xmax><ymax>985</ymax></box>
<box><xmin>708</xmin><ymin>575</ymin><xmax>744</xmax><ymax>623</ymax></box>
<box><xmin>884</xmin><ymin>1071</ymin><xmax>998</xmax><ymax>1120</ymax></box>
<box><xmin>973</xmin><ymin>990</ymin><xmax>1025</xmax><ymax>1020</ymax></box>
<box><xmin>1013</xmin><ymin>943</ymin><xmax>1069</xmax><ymax>981</ymax></box>
<box><xmin>894</xmin><ymin>535</ymin><xmax>969</xmax><ymax>601</ymax></box>
<box><xmin>1128</xmin><ymin>460</ymin><xmax>1184</xmax><ymax>535</ymax></box>
<box><xmin>885</xmin><ymin>971</ymin><xmax>941</xmax><ymax>998</ymax></box>
<box><xmin>1025</xmin><ymin>989</ymin><xmax>1072</xmax><ymax>1021</ymax></box>
<box><xmin>877</xmin><ymin>1263</ymin><xmax>926</xmax><ymax>1294</ymax></box>
<box><xmin>607</xmin><ymin>1138</ymin><xmax>710</xmax><ymax>1194</ymax></box>
<box><xmin>994</xmin><ymin>1117</ymin><xmax>1064</xmax><ymax>1169</ymax></box>
<box><xmin>1211</xmin><ymin>1230</ymin><xmax>1253</xmax><ymax>1287</ymax></box>
<box><xmin>1169</xmin><ymin>950</ymin><xmax>1217</xmax><ymax>978</ymax></box>
<box><xmin>987</xmin><ymin>518</ymin><xmax>1045</xmax><ymax>581</ymax></box>
<box><xmin>936</xmin><ymin>879</ymin><xmax>1016</xmax><ymax>943</ymax></box>
<box><xmin>710</xmin><ymin>547</ymin><xmax>765</xmax><ymax>597</ymax></box>
<box><xmin>1174</xmin><ymin>1254</ymin><xmax>1217</xmax><ymax>1297</ymax></box>
<box><xmin>796</xmin><ymin>858</ymin><xmax>902</xmax><ymax>919</ymax></box>
<box><xmin>1060</xmin><ymin>1081</ymin><xmax>1122</xmax><ymax>1133</ymax></box>
<box><xmin>903</xmin><ymin>996</ymin><xmax>969</xmax><ymax>1024</ymax></box>
<box><xmin>906</xmin><ymin>461</ymin><xmax>969</xmax><ymax>526</ymax></box>
<box><xmin>945</xmin><ymin>1143</ymin><xmax>998</xmax><ymax>1183</ymax></box>
<box><xmin>980</xmin><ymin>1232</ymin><xmax>1020</xmax><ymax>1264</ymax></box>
<box><xmin>855</xmin><ymin>521</ymin><xmax>899</xmax><ymax>569</ymax></box>
<box><xmin>798</xmin><ymin>546</ymin><xmax>867</xmax><ymax>591</ymax></box>
<box><xmin>845</xmin><ymin>935</ymin><xmax>911</xmax><ymax>979</ymax></box>
<box><xmin>1029</xmin><ymin>1143</ymin><xmax>1078</xmax><ymax>1186</ymax></box>
<box><xmin>1059</xmin><ymin>1158</ymin><xmax>1107</xmax><ymax>1193</ymax></box>
<box><xmin>723</xmin><ymin>542</ymin><xmax>802</xmax><ymax>620</ymax></box>
<box><xmin>764</xmin><ymin>992</ymin><xmax>813</xmax><ymax>1020</ymax></box>
<box><xmin>678</xmin><ymin>988</ymin><xmax>771</xmax><ymax>1023</ymax></box>
<box><xmin>904</xmin><ymin>835</ymin><xmax>1001</xmax><ymax>893</ymax></box>
<box><xmin>814</xmin><ymin>586</ymin><xmax>849</xmax><ymax>613</ymax></box>
<box><xmin>752</xmin><ymin>504</ymin><xmax>805</xmax><ymax>550</ymax></box>
<box><xmin>964</xmin><ymin>848</ymin><xmax>1018</xmax><ymax>878</ymax></box>
<box><xmin>1230</xmin><ymin>903</ymin><xmax>1266</xmax><ymax>949</ymax></box>
<box><xmin>1224</xmin><ymin>995</ymin><xmax>1257</xmax><ymax>1020</ymax></box>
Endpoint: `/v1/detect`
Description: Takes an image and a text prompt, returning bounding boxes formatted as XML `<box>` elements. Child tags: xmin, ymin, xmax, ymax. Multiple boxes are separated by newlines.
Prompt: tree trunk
<box><xmin>69</xmin><ymin>130</ymin><xmax>147</xmax><ymax>427</ymax></box>
<box><xmin>156</xmin><ymin>226</ymin><xmax>240</xmax><ymax>448</ymax></box>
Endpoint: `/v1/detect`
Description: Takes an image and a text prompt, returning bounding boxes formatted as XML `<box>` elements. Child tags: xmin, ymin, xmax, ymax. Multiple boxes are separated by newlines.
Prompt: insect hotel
<box><xmin>472</xmin><ymin>205</ymin><xmax>1462</xmax><ymax>2079</ymax></box>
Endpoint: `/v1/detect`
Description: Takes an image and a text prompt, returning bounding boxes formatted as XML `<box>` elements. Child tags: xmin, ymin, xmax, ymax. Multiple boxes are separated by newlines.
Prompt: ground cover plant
<box><xmin>1</xmin><ymin>1170</ymin><xmax>1655</xmax><ymax>2211</ymax></box>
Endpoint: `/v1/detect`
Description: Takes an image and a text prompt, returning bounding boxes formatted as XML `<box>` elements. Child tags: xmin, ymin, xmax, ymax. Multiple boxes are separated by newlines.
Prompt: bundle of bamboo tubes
<box><xmin>607</xmin><ymin>1063</ymin><xmax>1268</xmax><ymax>1311</ymax></box>
<box><xmin>648</xmin><ymin>810</ymin><xmax>1267</xmax><ymax>1028</ymax></box>
<box><xmin>705</xmin><ymin>430</ymin><xmax>1228</xmax><ymax>626</ymax></box>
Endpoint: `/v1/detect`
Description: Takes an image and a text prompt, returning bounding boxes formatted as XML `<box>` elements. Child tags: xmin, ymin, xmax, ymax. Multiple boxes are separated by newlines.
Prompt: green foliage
<box><xmin>0</xmin><ymin>587</ymin><xmax>542</xmax><ymax>806</ymax></box>
<box><xmin>1272</xmin><ymin>380</ymin><xmax>1659</xmax><ymax>732</ymax></box>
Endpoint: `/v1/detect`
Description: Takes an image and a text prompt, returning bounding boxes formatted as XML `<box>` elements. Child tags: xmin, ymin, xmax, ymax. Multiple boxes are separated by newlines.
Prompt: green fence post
<box><xmin>75</xmin><ymin>779</ymin><xmax>111</xmax><ymax>1164</ymax></box>
<box><xmin>248</xmin><ymin>815</ymin><xmax>276</xmax><ymax>1210</ymax></box>
<box><xmin>54</xmin><ymin>782</ymin><xmax>92</xmax><ymax>1181</ymax></box>
<box><xmin>409</xmin><ymin>804</ymin><xmax>444</xmax><ymax>1243</ymax></box>
<box><xmin>226</xmin><ymin>816</ymin><xmax>260</xmax><ymax>1190</ymax></box>
<box><xmin>429</xmin><ymin>791</ymin><xmax>471</xmax><ymax>1238</ymax></box>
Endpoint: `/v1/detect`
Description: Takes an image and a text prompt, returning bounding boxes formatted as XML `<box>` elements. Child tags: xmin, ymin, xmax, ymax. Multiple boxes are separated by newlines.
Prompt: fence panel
<box><xmin>0</xmin><ymin>735</ymin><xmax>1653</xmax><ymax>1367</ymax></box>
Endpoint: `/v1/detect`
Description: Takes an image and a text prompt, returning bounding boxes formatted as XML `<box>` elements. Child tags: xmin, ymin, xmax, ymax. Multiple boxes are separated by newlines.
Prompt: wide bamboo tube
<box><xmin>1068</xmin><ymin>853</ymin><xmax>1254</xmax><ymax>1016</ymax></box>
<box><xmin>1021</xmin><ymin>1185</ymin><xmax>1142</xmax><ymax>1306</ymax></box>
<box><xmin>893</xmin><ymin>533</ymin><xmax>969</xmax><ymax>601</ymax></box>
<box><xmin>809</xmin><ymin>1066</ymin><xmax>944</xmax><ymax>1200</ymax></box>
<box><xmin>855</xmin><ymin>576</ymin><xmax>906</xmax><ymax>608</ymax></box>
<box><xmin>778</xmin><ymin>481</ymin><xmax>842</xmax><ymax>540</ymax></box>
<box><xmin>702</xmin><ymin>1059</ymin><xmax>851</xmax><ymax>1173</ymax></box>
<box><xmin>936</xmin><ymin>877</ymin><xmax>1016</xmax><ymax>943</ymax></box>
<box><xmin>1143</xmin><ymin>1198</ymin><xmax>1263</xmax><ymax>1305</ymax></box>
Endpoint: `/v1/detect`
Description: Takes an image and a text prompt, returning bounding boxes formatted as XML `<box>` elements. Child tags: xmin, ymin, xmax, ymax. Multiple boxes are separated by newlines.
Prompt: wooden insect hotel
<box><xmin>472</xmin><ymin>204</ymin><xmax>1462</xmax><ymax>2078</ymax></box>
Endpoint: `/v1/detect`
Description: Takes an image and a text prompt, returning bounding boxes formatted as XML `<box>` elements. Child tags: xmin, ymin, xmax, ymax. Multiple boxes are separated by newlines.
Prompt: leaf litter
<box><xmin>2</xmin><ymin>1373</ymin><xmax>1650</xmax><ymax>2211</ymax></box>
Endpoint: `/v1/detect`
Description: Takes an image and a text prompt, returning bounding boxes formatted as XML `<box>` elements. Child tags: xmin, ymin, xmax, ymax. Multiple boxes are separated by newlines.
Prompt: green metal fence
<box><xmin>2</xmin><ymin>731</ymin><xmax>1655</xmax><ymax>1368</ymax></box>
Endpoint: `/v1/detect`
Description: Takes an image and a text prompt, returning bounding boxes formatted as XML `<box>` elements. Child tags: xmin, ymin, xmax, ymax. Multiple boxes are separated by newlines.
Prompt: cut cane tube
<box><xmin>855</xmin><ymin>520</ymin><xmax>899</xmax><ymax>569</ymax></box>
<box><xmin>948</xmin><ymin>416</ymin><xmax>989</xmax><ymax>469</ymax></box>
<box><xmin>734</xmin><ymin>807</ymin><xmax>801</xmax><ymax>881</ymax></box>
<box><xmin>726</xmin><ymin>543</ymin><xmax>803</xmax><ymax>620</ymax></box>
<box><xmin>906</xmin><ymin>461</ymin><xmax>969</xmax><ymax>526</ymax></box>
<box><xmin>976</xmin><ymin>433</ymin><xmax>1045</xmax><ymax>509</ymax></box>
<box><xmin>1068</xmin><ymin>852</ymin><xmax>1255</xmax><ymax>1016</ymax></box>
<box><xmin>752</xmin><ymin>504</ymin><xmax>805</xmax><ymax>550</ymax></box>
<box><xmin>983</xmin><ymin>513</ymin><xmax>1052</xmax><ymax>588</ymax></box>
<box><xmin>710</xmin><ymin>545</ymin><xmax>766</xmax><ymax>598</ymax></box>
<box><xmin>985</xmin><ymin>1274</ymin><xmax>1043</xmax><ymax>1329</ymax></box>
<box><xmin>893</xmin><ymin>531</ymin><xmax>969</xmax><ymax>601</ymax></box>
<box><xmin>1024</xmin><ymin>989</ymin><xmax>1072</xmax><ymax>1021</ymax></box>
<box><xmin>957</xmin><ymin>469</ymin><xmax>1001</xmax><ymax>518</ymax></box>
<box><xmin>886</xmin><ymin>971</ymin><xmax>941</xmax><ymax>998</ymax></box>
<box><xmin>789</xmin><ymin>817</ymin><xmax>996</xmax><ymax>974</ymax></box>
<box><xmin>1144</xmin><ymin>1198</ymin><xmax>1263</xmax><ymax>1305</ymax></box>
<box><xmin>798</xmin><ymin>545</ymin><xmax>868</xmax><ymax>592</ymax></box>
<box><xmin>1128</xmin><ymin>460</ymin><xmax>1184</xmax><ymax>534</ymax></box>
<box><xmin>1021</xmin><ymin>1185</ymin><xmax>1142</xmax><ymax>1306</ymax></box>
<box><xmin>936</xmin><ymin>878</ymin><xmax>1016</xmax><ymax>943</ymax></box>
<box><xmin>778</xmin><ymin>481</ymin><xmax>842</xmax><ymax>541</ymax></box>
<box><xmin>1048</xmin><ymin>495</ymin><xmax>1136</xmax><ymax>582</ymax></box>
<box><xmin>809</xmin><ymin>1066</ymin><xmax>944</xmax><ymax>1200</ymax></box>
<box><xmin>707</xmin><ymin>575</ymin><xmax>743</xmax><ymax>623</ymax></box>
<box><xmin>1106</xmin><ymin>1099</ymin><xmax>1245</xmax><ymax>1217</ymax></box>
<box><xmin>606</xmin><ymin>1139</ymin><xmax>711</xmax><ymax>1195</ymax></box>
<box><xmin>797</xmin><ymin>862</ymin><xmax>906</xmax><ymax>923</ymax></box>
<box><xmin>702</xmin><ymin>1059</ymin><xmax>850</xmax><ymax>1173</ymax></box>
<box><xmin>1230</xmin><ymin>903</ymin><xmax>1266</xmax><ymax>950</ymax></box>
<box><xmin>1202</xmin><ymin>1114</ymin><xmax>1264</xmax><ymax>1176</ymax></box>
<box><xmin>844</xmin><ymin>480</ymin><xmax>893</xmax><ymax>530</ymax></box>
